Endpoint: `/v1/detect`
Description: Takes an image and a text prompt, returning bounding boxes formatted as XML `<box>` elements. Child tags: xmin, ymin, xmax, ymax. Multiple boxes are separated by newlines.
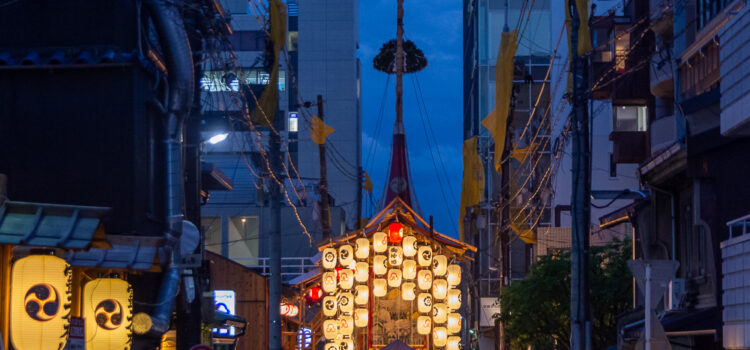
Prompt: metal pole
<box><xmin>568</xmin><ymin>1</ymin><xmax>591</xmax><ymax>350</ymax></box>
<box><xmin>317</xmin><ymin>95</ymin><xmax>332</xmax><ymax>239</ymax></box>
<box><xmin>645</xmin><ymin>263</ymin><xmax>652</xmax><ymax>350</ymax></box>
<box><xmin>396</xmin><ymin>0</ymin><xmax>404</xmax><ymax>125</ymax></box>
<box><xmin>269</xmin><ymin>106</ymin><xmax>284</xmax><ymax>350</ymax></box>
<box><xmin>357</xmin><ymin>166</ymin><xmax>363</xmax><ymax>229</ymax></box>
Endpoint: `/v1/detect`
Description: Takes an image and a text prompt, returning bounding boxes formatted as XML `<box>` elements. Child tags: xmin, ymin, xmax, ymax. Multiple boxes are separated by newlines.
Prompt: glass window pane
<box><xmin>614</xmin><ymin>106</ymin><xmax>647</xmax><ymax>132</ymax></box>
<box><xmin>202</xmin><ymin>217</ymin><xmax>222</xmax><ymax>255</ymax></box>
<box><xmin>228</xmin><ymin>216</ymin><xmax>259</xmax><ymax>261</ymax></box>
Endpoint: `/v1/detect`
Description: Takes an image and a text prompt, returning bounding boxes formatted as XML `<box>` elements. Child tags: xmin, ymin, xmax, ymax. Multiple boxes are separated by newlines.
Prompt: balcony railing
<box><xmin>232</xmin><ymin>256</ymin><xmax>318</xmax><ymax>278</ymax></box>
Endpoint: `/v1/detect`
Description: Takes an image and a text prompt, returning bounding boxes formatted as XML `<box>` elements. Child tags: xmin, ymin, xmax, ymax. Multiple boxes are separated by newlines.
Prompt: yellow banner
<box><xmin>250</xmin><ymin>0</ymin><xmax>286</xmax><ymax>125</ymax></box>
<box><xmin>310</xmin><ymin>116</ymin><xmax>335</xmax><ymax>145</ymax></box>
<box><xmin>482</xmin><ymin>30</ymin><xmax>518</xmax><ymax>173</ymax></box>
<box><xmin>459</xmin><ymin>136</ymin><xmax>485</xmax><ymax>241</ymax></box>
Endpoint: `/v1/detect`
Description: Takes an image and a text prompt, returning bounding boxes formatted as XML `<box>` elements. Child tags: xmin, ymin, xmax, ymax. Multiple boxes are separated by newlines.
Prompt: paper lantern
<box><xmin>418</xmin><ymin>246</ymin><xmax>433</xmax><ymax>267</ymax></box>
<box><xmin>323</xmin><ymin>319</ymin><xmax>338</xmax><ymax>339</ymax></box>
<box><xmin>388</xmin><ymin>246</ymin><xmax>403</xmax><ymax>266</ymax></box>
<box><xmin>354</xmin><ymin>285</ymin><xmax>369</xmax><ymax>305</ymax></box>
<box><xmin>388</xmin><ymin>222</ymin><xmax>404</xmax><ymax>243</ymax></box>
<box><xmin>11</xmin><ymin>255</ymin><xmax>72</xmax><ymax>350</ymax></box>
<box><xmin>339</xmin><ymin>338</ymin><xmax>355</xmax><ymax>350</ymax></box>
<box><xmin>401</xmin><ymin>282</ymin><xmax>416</xmax><ymax>301</ymax></box>
<box><xmin>417</xmin><ymin>270</ymin><xmax>433</xmax><ymax>291</ymax></box>
<box><xmin>433</xmin><ymin>255</ymin><xmax>447</xmax><ymax>276</ymax></box>
<box><xmin>339</xmin><ymin>269</ymin><xmax>354</xmax><ymax>290</ymax></box>
<box><xmin>306</xmin><ymin>287</ymin><xmax>323</xmax><ymax>305</ymax></box>
<box><xmin>339</xmin><ymin>245</ymin><xmax>354</xmax><ymax>267</ymax></box>
<box><xmin>354</xmin><ymin>262</ymin><xmax>369</xmax><ymax>283</ymax></box>
<box><xmin>447</xmin><ymin>289</ymin><xmax>461</xmax><ymax>310</ymax></box>
<box><xmin>373</xmin><ymin>231</ymin><xmax>388</xmax><ymax>253</ymax></box>
<box><xmin>322</xmin><ymin>272</ymin><xmax>337</xmax><ymax>293</ymax></box>
<box><xmin>280</xmin><ymin>303</ymin><xmax>299</xmax><ymax>317</ymax></box>
<box><xmin>355</xmin><ymin>238</ymin><xmax>370</xmax><ymax>259</ymax></box>
<box><xmin>447</xmin><ymin>264</ymin><xmax>461</xmax><ymax>286</ymax></box>
<box><xmin>402</xmin><ymin>235</ymin><xmax>418</xmax><ymax>257</ymax></box>
<box><xmin>432</xmin><ymin>279</ymin><xmax>448</xmax><ymax>300</ymax></box>
<box><xmin>417</xmin><ymin>316</ymin><xmax>432</xmax><ymax>335</ymax></box>
<box><xmin>338</xmin><ymin>292</ymin><xmax>354</xmax><ymax>313</ymax></box>
<box><xmin>339</xmin><ymin>316</ymin><xmax>354</xmax><ymax>335</ymax></box>
<box><xmin>447</xmin><ymin>336</ymin><xmax>461</xmax><ymax>350</ymax></box>
<box><xmin>354</xmin><ymin>308</ymin><xmax>368</xmax><ymax>327</ymax></box>
<box><xmin>418</xmin><ymin>293</ymin><xmax>433</xmax><ymax>313</ymax></box>
<box><xmin>373</xmin><ymin>255</ymin><xmax>387</xmax><ymax>276</ymax></box>
<box><xmin>387</xmin><ymin>269</ymin><xmax>402</xmax><ymax>288</ymax></box>
<box><xmin>447</xmin><ymin>313</ymin><xmax>461</xmax><ymax>334</ymax></box>
<box><xmin>403</xmin><ymin>260</ymin><xmax>417</xmax><ymax>280</ymax></box>
<box><xmin>322</xmin><ymin>248</ymin><xmax>337</xmax><ymax>270</ymax></box>
<box><xmin>82</xmin><ymin>278</ymin><xmax>133</xmax><ymax>350</ymax></box>
<box><xmin>433</xmin><ymin>303</ymin><xmax>448</xmax><ymax>324</ymax></box>
<box><xmin>324</xmin><ymin>342</ymin><xmax>338</xmax><ymax>350</ymax></box>
<box><xmin>373</xmin><ymin>279</ymin><xmax>387</xmax><ymax>297</ymax></box>
<box><xmin>433</xmin><ymin>327</ymin><xmax>448</xmax><ymax>347</ymax></box>
<box><xmin>322</xmin><ymin>296</ymin><xmax>337</xmax><ymax>317</ymax></box>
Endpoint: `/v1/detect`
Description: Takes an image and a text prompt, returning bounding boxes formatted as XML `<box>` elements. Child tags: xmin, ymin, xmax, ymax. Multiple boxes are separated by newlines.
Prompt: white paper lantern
<box><xmin>403</xmin><ymin>259</ymin><xmax>417</xmax><ymax>280</ymax></box>
<box><xmin>339</xmin><ymin>316</ymin><xmax>354</xmax><ymax>335</ymax></box>
<box><xmin>354</xmin><ymin>285</ymin><xmax>369</xmax><ymax>305</ymax></box>
<box><xmin>447</xmin><ymin>264</ymin><xmax>461</xmax><ymax>286</ymax></box>
<box><xmin>418</xmin><ymin>293</ymin><xmax>433</xmax><ymax>313</ymax></box>
<box><xmin>373</xmin><ymin>278</ymin><xmax>387</xmax><ymax>297</ymax></box>
<box><xmin>322</xmin><ymin>248</ymin><xmax>337</xmax><ymax>270</ymax></box>
<box><xmin>401</xmin><ymin>282</ymin><xmax>416</xmax><ymax>301</ymax></box>
<box><xmin>432</xmin><ymin>279</ymin><xmax>448</xmax><ymax>300</ymax></box>
<box><xmin>387</xmin><ymin>269</ymin><xmax>402</xmax><ymax>288</ymax></box>
<box><xmin>355</xmin><ymin>262</ymin><xmax>369</xmax><ymax>283</ymax></box>
<box><xmin>417</xmin><ymin>316</ymin><xmax>432</xmax><ymax>335</ymax></box>
<box><xmin>433</xmin><ymin>303</ymin><xmax>447</xmax><ymax>324</ymax></box>
<box><xmin>447</xmin><ymin>336</ymin><xmax>461</xmax><ymax>350</ymax></box>
<box><xmin>339</xmin><ymin>269</ymin><xmax>354</xmax><ymax>290</ymax></box>
<box><xmin>323</xmin><ymin>319</ymin><xmax>338</xmax><ymax>339</ymax></box>
<box><xmin>447</xmin><ymin>289</ymin><xmax>461</xmax><ymax>310</ymax></box>
<box><xmin>338</xmin><ymin>292</ymin><xmax>354</xmax><ymax>313</ymax></box>
<box><xmin>418</xmin><ymin>246</ymin><xmax>433</xmax><ymax>267</ymax></box>
<box><xmin>418</xmin><ymin>269</ymin><xmax>433</xmax><ymax>291</ymax></box>
<box><xmin>373</xmin><ymin>231</ymin><xmax>388</xmax><ymax>253</ymax></box>
<box><xmin>433</xmin><ymin>327</ymin><xmax>448</xmax><ymax>347</ymax></box>
<box><xmin>339</xmin><ymin>245</ymin><xmax>354</xmax><ymax>267</ymax></box>
<box><xmin>322</xmin><ymin>272</ymin><xmax>337</xmax><ymax>293</ymax></box>
<box><xmin>433</xmin><ymin>255</ymin><xmax>447</xmax><ymax>276</ymax></box>
<box><xmin>322</xmin><ymin>295</ymin><xmax>337</xmax><ymax>316</ymax></box>
<box><xmin>373</xmin><ymin>255</ymin><xmax>387</xmax><ymax>276</ymax></box>
<box><xmin>402</xmin><ymin>235</ymin><xmax>418</xmax><ymax>257</ymax></box>
<box><xmin>388</xmin><ymin>246</ymin><xmax>403</xmax><ymax>266</ymax></box>
<box><xmin>354</xmin><ymin>308</ymin><xmax>368</xmax><ymax>327</ymax></box>
<box><xmin>447</xmin><ymin>313</ymin><xmax>461</xmax><ymax>334</ymax></box>
<box><xmin>325</xmin><ymin>342</ymin><xmax>338</xmax><ymax>350</ymax></box>
<box><xmin>339</xmin><ymin>339</ymin><xmax>354</xmax><ymax>350</ymax></box>
<box><xmin>355</xmin><ymin>238</ymin><xmax>370</xmax><ymax>259</ymax></box>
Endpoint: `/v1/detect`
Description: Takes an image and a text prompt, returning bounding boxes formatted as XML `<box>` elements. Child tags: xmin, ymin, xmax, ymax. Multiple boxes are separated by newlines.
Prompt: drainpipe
<box><xmin>651</xmin><ymin>186</ymin><xmax>676</xmax><ymax>261</ymax></box>
<box><xmin>133</xmin><ymin>0</ymin><xmax>194</xmax><ymax>337</ymax></box>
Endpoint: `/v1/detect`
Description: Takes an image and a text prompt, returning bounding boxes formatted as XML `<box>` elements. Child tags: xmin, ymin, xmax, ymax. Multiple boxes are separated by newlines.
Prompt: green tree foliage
<box><xmin>372</xmin><ymin>39</ymin><xmax>428</xmax><ymax>74</ymax></box>
<box><xmin>497</xmin><ymin>239</ymin><xmax>632</xmax><ymax>350</ymax></box>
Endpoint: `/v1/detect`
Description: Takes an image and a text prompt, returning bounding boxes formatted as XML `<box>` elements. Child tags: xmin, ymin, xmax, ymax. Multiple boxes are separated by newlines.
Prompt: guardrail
<box><xmin>231</xmin><ymin>256</ymin><xmax>317</xmax><ymax>278</ymax></box>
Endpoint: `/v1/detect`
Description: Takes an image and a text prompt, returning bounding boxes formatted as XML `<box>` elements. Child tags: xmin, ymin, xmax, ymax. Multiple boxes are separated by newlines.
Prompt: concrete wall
<box><xmin>721</xmin><ymin>233</ymin><xmax>750</xmax><ymax>349</ymax></box>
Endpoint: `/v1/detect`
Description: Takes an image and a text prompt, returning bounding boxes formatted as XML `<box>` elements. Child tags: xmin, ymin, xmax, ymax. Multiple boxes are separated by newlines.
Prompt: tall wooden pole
<box><xmin>569</xmin><ymin>1</ymin><xmax>591</xmax><ymax>349</ymax></box>
<box><xmin>317</xmin><ymin>95</ymin><xmax>333</xmax><ymax>240</ymax></box>
<box><xmin>396</xmin><ymin>0</ymin><xmax>404</xmax><ymax>125</ymax></box>
<box><xmin>269</xmin><ymin>107</ymin><xmax>284</xmax><ymax>350</ymax></box>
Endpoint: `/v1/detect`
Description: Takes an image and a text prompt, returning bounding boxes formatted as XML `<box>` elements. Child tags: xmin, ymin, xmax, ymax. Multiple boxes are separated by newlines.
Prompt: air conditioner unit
<box><xmin>668</xmin><ymin>278</ymin><xmax>686</xmax><ymax>310</ymax></box>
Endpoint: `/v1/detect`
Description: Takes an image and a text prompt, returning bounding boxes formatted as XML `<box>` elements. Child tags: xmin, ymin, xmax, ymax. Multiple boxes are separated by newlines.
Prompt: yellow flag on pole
<box><xmin>363</xmin><ymin>171</ymin><xmax>374</xmax><ymax>194</ymax></box>
<box><xmin>482</xmin><ymin>30</ymin><xmax>518</xmax><ymax>173</ymax></box>
<box><xmin>459</xmin><ymin>136</ymin><xmax>485</xmax><ymax>241</ymax></box>
<box><xmin>250</xmin><ymin>0</ymin><xmax>286</xmax><ymax>125</ymax></box>
<box><xmin>310</xmin><ymin>116</ymin><xmax>335</xmax><ymax>145</ymax></box>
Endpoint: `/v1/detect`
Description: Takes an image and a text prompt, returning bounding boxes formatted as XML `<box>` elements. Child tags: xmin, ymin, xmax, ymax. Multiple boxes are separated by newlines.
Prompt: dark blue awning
<box><xmin>66</xmin><ymin>235</ymin><xmax>162</xmax><ymax>270</ymax></box>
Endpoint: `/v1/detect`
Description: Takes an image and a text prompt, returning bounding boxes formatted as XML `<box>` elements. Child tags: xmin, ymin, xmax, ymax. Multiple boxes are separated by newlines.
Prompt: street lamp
<box><xmin>207</xmin><ymin>133</ymin><xmax>228</xmax><ymax>145</ymax></box>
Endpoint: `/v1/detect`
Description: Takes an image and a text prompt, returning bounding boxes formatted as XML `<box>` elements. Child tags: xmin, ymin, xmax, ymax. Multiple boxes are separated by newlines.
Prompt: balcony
<box><xmin>650</xmin><ymin>115</ymin><xmax>677</xmax><ymax>155</ymax></box>
<box><xmin>610</xmin><ymin>131</ymin><xmax>649</xmax><ymax>164</ymax></box>
<box><xmin>720</xmin><ymin>5</ymin><xmax>750</xmax><ymax>136</ymax></box>
<box><xmin>721</xmin><ymin>214</ymin><xmax>750</xmax><ymax>349</ymax></box>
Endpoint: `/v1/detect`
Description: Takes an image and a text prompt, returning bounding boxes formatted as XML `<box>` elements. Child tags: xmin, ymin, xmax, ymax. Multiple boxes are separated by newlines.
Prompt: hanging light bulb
<box><xmin>418</xmin><ymin>293</ymin><xmax>433</xmax><ymax>314</ymax></box>
<box><xmin>418</xmin><ymin>246</ymin><xmax>433</xmax><ymax>267</ymax></box>
<box><xmin>339</xmin><ymin>269</ymin><xmax>354</xmax><ymax>290</ymax></box>
<box><xmin>354</xmin><ymin>262</ymin><xmax>369</xmax><ymax>283</ymax></box>
<box><xmin>403</xmin><ymin>259</ymin><xmax>417</xmax><ymax>280</ymax></box>
<box><xmin>322</xmin><ymin>272</ymin><xmax>337</xmax><ymax>293</ymax></box>
<box><xmin>447</xmin><ymin>336</ymin><xmax>461</xmax><ymax>350</ymax></box>
<box><xmin>373</xmin><ymin>278</ymin><xmax>387</xmax><ymax>297</ymax></box>
<box><xmin>447</xmin><ymin>313</ymin><xmax>461</xmax><ymax>334</ymax></box>
<box><xmin>354</xmin><ymin>308</ymin><xmax>368</xmax><ymax>327</ymax></box>
<box><xmin>388</xmin><ymin>246</ymin><xmax>403</xmax><ymax>266</ymax></box>
<box><xmin>433</xmin><ymin>303</ymin><xmax>448</xmax><ymax>324</ymax></box>
<box><xmin>447</xmin><ymin>289</ymin><xmax>461</xmax><ymax>310</ymax></box>
<box><xmin>355</xmin><ymin>238</ymin><xmax>370</xmax><ymax>259</ymax></box>
<box><xmin>339</xmin><ymin>244</ymin><xmax>354</xmax><ymax>267</ymax></box>
<box><xmin>402</xmin><ymin>235</ymin><xmax>418</xmax><ymax>257</ymax></box>
<box><xmin>373</xmin><ymin>231</ymin><xmax>388</xmax><ymax>253</ymax></box>
<box><xmin>354</xmin><ymin>285</ymin><xmax>369</xmax><ymax>305</ymax></box>
<box><xmin>387</xmin><ymin>268</ymin><xmax>402</xmax><ymax>288</ymax></box>
<box><xmin>432</xmin><ymin>255</ymin><xmax>447</xmax><ymax>276</ymax></box>
<box><xmin>373</xmin><ymin>255</ymin><xmax>387</xmax><ymax>276</ymax></box>
<box><xmin>432</xmin><ymin>279</ymin><xmax>448</xmax><ymax>300</ymax></box>
<box><xmin>433</xmin><ymin>327</ymin><xmax>448</xmax><ymax>347</ymax></box>
<box><xmin>417</xmin><ymin>315</ymin><xmax>432</xmax><ymax>335</ymax></box>
<box><xmin>401</xmin><ymin>282</ymin><xmax>416</xmax><ymax>301</ymax></box>
<box><xmin>447</xmin><ymin>264</ymin><xmax>461</xmax><ymax>286</ymax></box>
<box><xmin>322</xmin><ymin>248</ymin><xmax>337</xmax><ymax>270</ymax></box>
<box><xmin>338</xmin><ymin>292</ymin><xmax>354</xmax><ymax>313</ymax></box>
<box><xmin>322</xmin><ymin>295</ymin><xmax>337</xmax><ymax>317</ymax></box>
<box><xmin>417</xmin><ymin>269</ymin><xmax>433</xmax><ymax>291</ymax></box>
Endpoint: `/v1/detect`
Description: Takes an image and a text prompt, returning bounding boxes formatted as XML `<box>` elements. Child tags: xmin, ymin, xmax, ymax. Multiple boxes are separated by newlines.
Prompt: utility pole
<box><xmin>356</xmin><ymin>166</ymin><xmax>363</xmax><ymax>229</ymax></box>
<box><xmin>396</xmin><ymin>0</ymin><xmax>404</xmax><ymax>125</ymax></box>
<box><xmin>317</xmin><ymin>95</ymin><xmax>332</xmax><ymax>240</ymax></box>
<box><xmin>568</xmin><ymin>1</ymin><xmax>591</xmax><ymax>350</ymax></box>
<box><xmin>268</xmin><ymin>106</ymin><xmax>284</xmax><ymax>350</ymax></box>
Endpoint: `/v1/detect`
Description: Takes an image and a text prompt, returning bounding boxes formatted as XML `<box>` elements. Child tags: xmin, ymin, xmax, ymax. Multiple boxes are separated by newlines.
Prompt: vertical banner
<box><xmin>10</xmin><ymin>255</ymin><xmax>72</xmax><ymax>350</ymax></box>
<box><xmin>82</xmin><ymin>278</ymin><xmax>133</xmax><ymax>350</ymax></box>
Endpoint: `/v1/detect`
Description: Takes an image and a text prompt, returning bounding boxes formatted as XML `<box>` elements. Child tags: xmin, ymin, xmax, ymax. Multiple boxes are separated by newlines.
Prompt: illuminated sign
<box><xmin>213</xmin><ymin>290</ymin><xmax>236</xmax><ymax>336</ymax></box>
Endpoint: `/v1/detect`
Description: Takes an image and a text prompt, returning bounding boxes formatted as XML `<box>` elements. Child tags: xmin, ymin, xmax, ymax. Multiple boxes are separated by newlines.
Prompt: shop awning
<box><xmin>0</xmin><ymin>201</ymin><xmax>109</xmax><ymax>249</ymax></box>
<box><xmin>65</xmin><ymin>235</ymin><xmax>161</xmax><ymax>270</ymax></box>
<box><xmin>621</xmin><ymin>307</ymin><xmax>720</xmax><ymax>341</ymax></box>
<box><xmin>599</xmin><ymin>199</ymin><xmax>649</xmax><ymax>229</ymax></box>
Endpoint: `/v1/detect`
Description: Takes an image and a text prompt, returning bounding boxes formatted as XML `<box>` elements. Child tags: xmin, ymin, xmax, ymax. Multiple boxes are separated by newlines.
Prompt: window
<box><xmin>613</xmin><ymin>105</ymin><xmax>647</xmax><ymax>132</ymax></box>
<box><xmin>200</xmin><ymin>69</ymin><xmax>286</xmax><ymax>92</ymax></box>
<box><xmin>228</xmin><ymin>30</ymin><xmax>267</xmax><ymax>51</ymax></box>
<box><xmin>697</xmin><ymin>0</ymin><xmax>730</xmax><ymax>30</ymax></box>
<box><xmin>202</xmin><ymin>217</ymin><xmax>222</xmax><ymax>255</ymax></box>
<box><xmin>613</xmin><ymin>27</ymin><xmax>630</xmax><ymax>73</ymax></box>
<box><xmin>228</xmin><ymin>216</ymin><xmax>259</xmax><ymax>260</ymax></box>
<box><xmin>288</xmin><ymin>112</ymin><xmax>299</xmax><ymax>132</ymax></box>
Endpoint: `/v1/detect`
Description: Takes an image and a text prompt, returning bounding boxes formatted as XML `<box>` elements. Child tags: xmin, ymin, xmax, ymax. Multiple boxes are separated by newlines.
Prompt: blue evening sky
<box><xmin>359</xmin><ymin>0</ymin><xmax>462</xmax><ymax>238</ymax></box>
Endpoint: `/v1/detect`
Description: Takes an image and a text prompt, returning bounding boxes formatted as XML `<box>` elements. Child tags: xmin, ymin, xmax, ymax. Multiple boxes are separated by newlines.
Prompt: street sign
<box><xmin>65</xmin><ymin>317</ymin><xmax>85</xmax><ymax>350</ymax></box>
<box><xmin>628</xmin><ymin>259</ymin><xmax>679</xmax><ymax>307</ymax></box>
<box><xmin>480</xmin><ymin>297</ymin><xmax>501</xmax><ymax>327</ymax></box>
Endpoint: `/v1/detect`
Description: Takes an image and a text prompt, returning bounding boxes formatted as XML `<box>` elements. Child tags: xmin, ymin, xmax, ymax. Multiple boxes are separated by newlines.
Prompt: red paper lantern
<box><xmin>335</xmin><ymin>266</ymin><xmax>343</xmax><ymax>279</ymax></box>
<box><xmin>306</xmin><ymin>287</ymin><xmax>323</xmax><ymax>305</ymax></box>
<box><xmin>388</xmin><ymin>223</ymin><xmax>404</xmax><ymax>244</ymax></box>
